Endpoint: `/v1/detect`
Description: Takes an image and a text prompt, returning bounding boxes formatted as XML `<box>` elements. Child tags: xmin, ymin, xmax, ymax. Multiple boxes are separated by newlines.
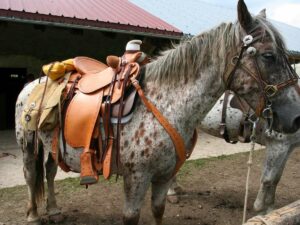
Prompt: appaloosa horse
<box><xmin>202</xmin><ymin>65</ymin><xmax>300</xmax><ymax>213</ymax></box>
<box><xmin>15</xmin><ymin>1</ymin><xmax>300</xmax><ymax>224</ymax></box>
<box><xmin>168</xmin><ymin>90</ymin><xmax>300</xmax><ymax>213</ymax></box>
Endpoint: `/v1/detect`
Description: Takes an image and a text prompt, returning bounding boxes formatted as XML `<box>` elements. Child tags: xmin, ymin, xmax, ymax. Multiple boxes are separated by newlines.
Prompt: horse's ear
<box><xmin>237</xmin><ymin>0</ymin><xmax>253</xmax><ymax>32</ymax></box>
<box><xmin>257</xmin><ymin>9</ymin><xmax>266</xmax><ymax>19</ymax></box>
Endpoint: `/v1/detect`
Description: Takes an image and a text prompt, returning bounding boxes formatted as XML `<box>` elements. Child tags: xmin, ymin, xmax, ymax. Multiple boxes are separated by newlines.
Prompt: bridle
<box><xmin>224</xmin><ymin>27</ymin><xmax>299</xmax><ymax>132</ymax></box>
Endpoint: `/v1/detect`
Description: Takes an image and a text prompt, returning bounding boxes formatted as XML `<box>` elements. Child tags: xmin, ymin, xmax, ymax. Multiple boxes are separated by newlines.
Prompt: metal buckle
<box><xmin>231</xmin><ymin>56</ymin><xmax>239</xmax><ymax>66</ymax></box>
<box><xmin>262</xmin><ymin>107</ymin><xmax>273</xmax><ymax>119</ymax></box>
<box><xmin>265</xmin><ymin>85</ymin><xmax>278</xmax><ymax>97</ymax></box>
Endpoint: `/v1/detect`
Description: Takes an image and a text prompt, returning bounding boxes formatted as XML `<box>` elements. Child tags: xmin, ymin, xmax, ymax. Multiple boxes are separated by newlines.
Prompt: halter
<box><xmin>224</xmin><ymin>28</ymin><xmax>299</xmax><ymax>132</ymax></box>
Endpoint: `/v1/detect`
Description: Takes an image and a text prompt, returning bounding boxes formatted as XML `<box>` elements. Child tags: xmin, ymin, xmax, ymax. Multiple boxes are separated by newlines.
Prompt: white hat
<box><xmin>126</xmin><ymin>40</ymin><xmax>142</xmax><ymax>51</ymax></box>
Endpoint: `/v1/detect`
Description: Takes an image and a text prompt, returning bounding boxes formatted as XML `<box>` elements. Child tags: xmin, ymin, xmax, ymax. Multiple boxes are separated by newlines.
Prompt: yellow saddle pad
<box><xmin>21</xmin><ymin>73</ymin><xmax>71</xmax><ymax>131</ymax></box>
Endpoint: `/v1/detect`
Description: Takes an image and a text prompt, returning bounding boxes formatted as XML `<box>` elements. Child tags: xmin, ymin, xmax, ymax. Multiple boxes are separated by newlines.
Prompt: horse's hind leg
<box><xmin>22</xmin><ymin>141</ymin><xmax>43</xmax><ymax>225</ymax></box>
<box><xmin>151</xmin><ymin>179</ymin><xmax>172</xmax><ymax>225</ymax></box>
<box><xmin>45</xmin><ymin>153</ymin><xmax>63</xmax><ymax>223</ymax></box>
<box><xmin>123</xmin><ymin>173</ymin><xmax>151</xmax><ymax>225</ymax></box>
<box><xmin>254</xmin><ymin>140</ymin><xmax>292</xmax><ymax>213</ymax></box>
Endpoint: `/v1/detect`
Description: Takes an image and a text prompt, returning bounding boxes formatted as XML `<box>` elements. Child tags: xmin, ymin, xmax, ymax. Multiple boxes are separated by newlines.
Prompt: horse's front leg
<box><xmin>254</xmin><ymin>139</ymin><xmax>292</xmax><ymax>213</ymax></box>
<box><xmin>22</xmin><ymin>141</ymin><xmax>42</xmax><ymax>225</ymax></box>
<box><xmin>151</xmin><ymin>179</ymin><xmax>173</xmax><ymax>225</ymax></box>
<box><xmin>45</xmin><ymin>153</ymin><xmax>63</xmax><ymax>223</ymax></box>
<box><xmin>123</xmin><ymin>171</ymin><xmax>151</xmax><ymax>225</ymax></box>
<box><xmin>166</xmin><ymin>176</ymin><xmax>184</xmax><ymax>204</ymax></box>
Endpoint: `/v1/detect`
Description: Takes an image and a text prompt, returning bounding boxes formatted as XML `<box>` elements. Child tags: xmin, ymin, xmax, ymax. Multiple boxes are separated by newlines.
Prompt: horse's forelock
<box><xmin>253</xmin><ymin>17</ymin><xmax>287</xmax><ymax>53</ymax></box>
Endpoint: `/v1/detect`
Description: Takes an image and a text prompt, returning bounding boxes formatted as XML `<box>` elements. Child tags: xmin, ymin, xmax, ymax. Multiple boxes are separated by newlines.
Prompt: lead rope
<box><xmin>242</xmin><ymin>115</ymin><xmax>259</xmax><ymax>224</ymax></box>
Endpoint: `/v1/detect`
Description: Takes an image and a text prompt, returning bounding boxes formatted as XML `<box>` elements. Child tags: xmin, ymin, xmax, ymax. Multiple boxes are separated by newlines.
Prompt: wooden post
<box><xmin>244</xmin><ymin>200</ymin><xmax>300</xmax><ymax>225</ymax></box>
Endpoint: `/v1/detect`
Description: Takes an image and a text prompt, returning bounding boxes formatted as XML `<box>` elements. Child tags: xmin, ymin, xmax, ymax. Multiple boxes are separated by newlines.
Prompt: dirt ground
<box><xmin>0</xmin><ymin>149</ymin><xmax>299</xmax><ymax>225</ymax></box>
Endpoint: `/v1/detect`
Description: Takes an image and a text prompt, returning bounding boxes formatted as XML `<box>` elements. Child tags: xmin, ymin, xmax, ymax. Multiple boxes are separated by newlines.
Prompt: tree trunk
<box><xmin>244</xmin><ymin>200</ymin><xmax>300</xmax><ymax>225</ymax></box>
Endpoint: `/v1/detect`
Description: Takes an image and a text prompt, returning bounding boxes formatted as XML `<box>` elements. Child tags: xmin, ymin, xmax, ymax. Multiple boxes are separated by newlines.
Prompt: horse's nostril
<box><xmin>293</xmin><ymin>116</ymin><xmax>300</xmax><ymax>131</ymax></box>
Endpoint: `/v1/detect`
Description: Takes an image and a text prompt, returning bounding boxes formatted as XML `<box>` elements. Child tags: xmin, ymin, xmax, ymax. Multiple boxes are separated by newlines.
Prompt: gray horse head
<box><xmin>226</xmin><ymin>0</ymin><xmax>300</xmax><ymax>133</ymax></box>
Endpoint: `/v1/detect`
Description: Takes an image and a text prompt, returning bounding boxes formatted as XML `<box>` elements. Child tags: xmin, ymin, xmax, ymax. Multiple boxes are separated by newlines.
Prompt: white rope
<box><xmin>242</xmin><ymin>117</ymin><xmax>259</xmax><ymax>224</ymax></box>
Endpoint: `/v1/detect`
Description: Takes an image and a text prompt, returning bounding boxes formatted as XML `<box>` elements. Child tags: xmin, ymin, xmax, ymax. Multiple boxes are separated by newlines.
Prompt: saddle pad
<box><xmin>73</xmin><ymin>56</ymin><xmax>108</xmax><ymax>75</ymax></box>
<box><xmin>111</xmin><ymin>90</ymin><xmax>137</xmax><ymax>117</ymax></box>
<box><xmin>21</xmin><ymin>73</ymin><xmax>70</xmax><ymax>131</ymax></box>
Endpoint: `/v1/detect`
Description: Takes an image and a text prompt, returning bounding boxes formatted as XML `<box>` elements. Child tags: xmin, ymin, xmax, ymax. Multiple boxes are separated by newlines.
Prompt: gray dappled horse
<box><xmin>202</xmin><ymin>65</ymin><xmax>300</xmax><ymax>213</ymax></box>
<box><xmin>168</xmin><ymin>89</ymin><xmax>300</xmax><ymax>213</ymax></box>
<box><xmin>15</xmin><ymin>1</ymin><xmax>300</xmax><ymax>224</ymax></box>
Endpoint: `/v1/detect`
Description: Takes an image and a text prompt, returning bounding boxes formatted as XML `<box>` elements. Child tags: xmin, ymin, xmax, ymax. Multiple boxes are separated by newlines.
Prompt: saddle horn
<box><xmin>106</xmin><ymin>55</ymin><xmax>120</xmax><ymax>70</ymax></box>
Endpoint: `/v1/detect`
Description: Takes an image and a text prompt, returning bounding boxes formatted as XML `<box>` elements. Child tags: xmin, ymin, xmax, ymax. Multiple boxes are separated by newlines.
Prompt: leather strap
<box><xmin>130</xmin><ymin>78</ymin><xmax>186</xmax><ymax>175</ymax></box>
<box><xmin>103</xmin><ymin>126</ymin><xmax>114</xmax><ymax>179</ymax></box>
<box><xmin>116</xmin><ymin>66</ymin><xmax>132</xmax><ymax>169</ymax></box>
<box><xmin>220</xmin><ymin>91</ymin><xmax>237</xmax><ymax>144</ymax></box>
<box><xmin>52</xmin><ymin>125</ymin><xmax>70</xmax><ymax>172</ymax></box>
<box><xmin>186</xmin><ymin>129</ymin><xmax>198</xmax><ymax>159</ymax></box>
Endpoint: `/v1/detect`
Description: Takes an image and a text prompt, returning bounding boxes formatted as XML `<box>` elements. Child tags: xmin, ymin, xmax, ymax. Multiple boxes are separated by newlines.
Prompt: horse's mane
<box><xmin>145</xmin><ymin>15</ymin><xmax>287</xmax><ymax>86</ymax></box>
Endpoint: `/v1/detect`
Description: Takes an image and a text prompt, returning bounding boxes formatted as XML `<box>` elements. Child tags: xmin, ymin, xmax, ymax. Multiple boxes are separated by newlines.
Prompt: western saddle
<box><xmin>39</xmin><ymin>40</ymin><xmax>196</xmax><ymax>186</ymax></box>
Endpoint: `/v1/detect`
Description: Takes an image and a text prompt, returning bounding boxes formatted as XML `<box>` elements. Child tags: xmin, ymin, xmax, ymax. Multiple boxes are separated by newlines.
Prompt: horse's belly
<box><xmin>59</xmin><ymin>134</ymin><xmax>82</xmax><ymax>172</ymax></box>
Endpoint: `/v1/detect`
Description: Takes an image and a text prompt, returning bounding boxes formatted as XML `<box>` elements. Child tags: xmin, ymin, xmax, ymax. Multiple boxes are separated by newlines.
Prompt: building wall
<box><xmin>0</xmin><ymin>20</ymin><xmax>173</xmax><ymax>130</ymax></box>
<box><xmin>0</xmin><ymin>21</ymin><xmax>170</xmax><ymax>74</ymax></box>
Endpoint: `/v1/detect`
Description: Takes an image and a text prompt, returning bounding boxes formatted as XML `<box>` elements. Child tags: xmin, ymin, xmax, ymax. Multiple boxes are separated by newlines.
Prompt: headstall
<box><xmin>224</xmin><ymin>28</ymin><xmax>299</xmax><ymax>133</ymax></box>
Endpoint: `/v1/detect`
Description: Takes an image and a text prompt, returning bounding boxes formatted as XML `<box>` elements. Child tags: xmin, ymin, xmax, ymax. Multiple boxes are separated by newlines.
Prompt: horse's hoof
<box><xmin>173</xmin><ymin>185</ymin><xmax>185</xmax><ymax>195</ymax></box>
<box><xmin>27</xmin><ymin>218</ymin><xmax>41</xmax><ymax>225</ymax></box>
<box><xmin>253</xmin><ymin>199</ymin><xmax>264</xmax><ymax>212</ymax></box>
<box><xmin>266</xmin><ymin>206</ymin><xmax>274</xmax><ymax>214</ymax></box>
<box><xmin>167</xmin><ymin>195</ymin><xmax>179</xmax><ymax>204</ymax></box>
<box><xmin>49</xmin><ymin>213</ymin><xmax>64</xmax><ymax>223</ymax></box>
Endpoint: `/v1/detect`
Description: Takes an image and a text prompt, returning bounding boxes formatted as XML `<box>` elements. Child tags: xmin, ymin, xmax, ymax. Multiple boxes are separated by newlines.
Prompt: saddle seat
<box><xmin>73</xmin><ymin>56</ymin><xmax>108</xmax><ymax>75</ymax></box>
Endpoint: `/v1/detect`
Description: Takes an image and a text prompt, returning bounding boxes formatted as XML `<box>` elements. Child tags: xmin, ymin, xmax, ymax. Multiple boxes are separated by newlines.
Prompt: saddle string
<box><xmin>34</xmin><ymin>63</ymin><xmax>55</xmax><ymax>157</ymax></box>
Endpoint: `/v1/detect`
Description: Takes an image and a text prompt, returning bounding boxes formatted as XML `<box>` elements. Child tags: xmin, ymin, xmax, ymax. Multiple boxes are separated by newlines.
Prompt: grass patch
<box><xmin>0</xmin><ymin>184</ymin><xmax>27</xmax><ymax>202</ymax></box>
<box><xmin>178</xmin><ymin>151</ymin><xmax>259</xmax><ymax>178</ymax></box>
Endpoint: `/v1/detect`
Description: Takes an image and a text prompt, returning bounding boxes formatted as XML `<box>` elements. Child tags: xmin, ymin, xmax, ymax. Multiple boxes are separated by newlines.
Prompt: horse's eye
<box><xmin>262</xmin><ymin>52</ymin><xmax>275</xmax><ymax>62</ymax></box>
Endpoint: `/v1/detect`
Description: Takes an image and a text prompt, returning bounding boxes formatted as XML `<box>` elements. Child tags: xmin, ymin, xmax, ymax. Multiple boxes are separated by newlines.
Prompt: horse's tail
<box><xmin>35</xmin><ymin>144</ymin><xmax>45</xmax><ymax>204</ymax></box>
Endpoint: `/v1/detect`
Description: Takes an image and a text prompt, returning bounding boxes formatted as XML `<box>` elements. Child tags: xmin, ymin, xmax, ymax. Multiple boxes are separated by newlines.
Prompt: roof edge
<box><xmin>0</xmin><ymin>9</ymin><xmax>183</xmax><ymax>39</ymax></box>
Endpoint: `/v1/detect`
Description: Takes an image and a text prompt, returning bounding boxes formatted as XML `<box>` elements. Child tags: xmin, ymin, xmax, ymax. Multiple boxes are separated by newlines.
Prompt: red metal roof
<box><xmin>0</xmin><ymin>0</ymin><xmax>182</xmax><ymax>37</ymax></box>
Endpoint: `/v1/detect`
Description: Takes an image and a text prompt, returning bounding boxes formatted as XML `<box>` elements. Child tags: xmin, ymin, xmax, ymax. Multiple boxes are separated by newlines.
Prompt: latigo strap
<box><xmin>130</xmin><ymin>77</ymin><xmax>187</xmax><ymax>175</ymax></box>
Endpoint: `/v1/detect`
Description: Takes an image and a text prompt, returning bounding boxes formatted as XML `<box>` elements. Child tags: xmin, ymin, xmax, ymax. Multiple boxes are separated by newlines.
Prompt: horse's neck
<box><xmin>142</xmin><ymin>24</ymin><xmax>240</xmax><ymax>137</ymax></box>
<box><xmin>144</xmin><ymin>70</ymin><xmax>224</xmax><ymax>134</ymax></box>
<box><xmin>143</xmin><ymin>69</ymin><xmax>225</xmax><ymax>140</ymax></box>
